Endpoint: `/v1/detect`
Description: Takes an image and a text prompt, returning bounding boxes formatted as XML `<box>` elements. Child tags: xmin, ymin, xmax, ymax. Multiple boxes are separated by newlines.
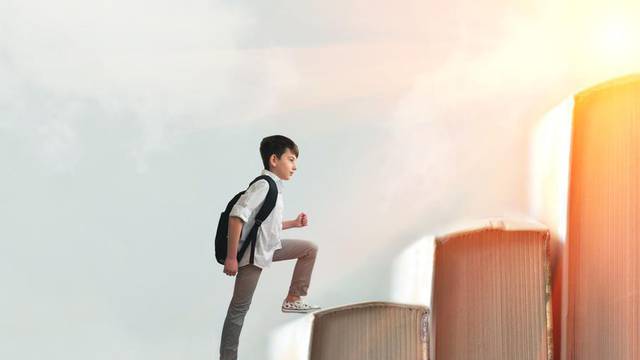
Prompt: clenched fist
<box><xmin>294</xmin><ymin>212</ymin><xmax>308</xmax><ymax>228</ymax></box>
<box><xmin>224</xmin><ymin>257</ymin><xmax>238</xmax><ymax>276</ymax></box>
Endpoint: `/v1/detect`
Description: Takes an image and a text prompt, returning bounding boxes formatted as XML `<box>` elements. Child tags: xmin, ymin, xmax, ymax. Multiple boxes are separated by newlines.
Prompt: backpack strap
<box><xmin>236</xmin><ymin>175</ymin><xmax>278</xmax><ymax>265</ymax></box>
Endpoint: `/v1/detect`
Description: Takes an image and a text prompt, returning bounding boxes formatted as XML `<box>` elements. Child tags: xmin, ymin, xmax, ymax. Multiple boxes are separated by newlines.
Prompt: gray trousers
<box><xmin>219</xmin><ymin>239</ymin><xmax>318</xmax><ymax>360</ymax></box>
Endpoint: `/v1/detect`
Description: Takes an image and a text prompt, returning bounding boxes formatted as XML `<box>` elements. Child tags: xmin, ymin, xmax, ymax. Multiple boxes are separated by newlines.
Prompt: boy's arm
<box><xmin>282</xmin><ymin>220</ymin><xmax>295</xmax><ymax>230</ymax></box>
<box><xmin>227</xmin><ymin>216</ymin><xmax>244</xmax><ymax>259</ymax></box>
<box><xmin>224</xmin><ymin>180</ymin><xmax>267</xmax><ymax>276</ymax></box>
<box><xmin>282</xmin><ymin>213</ymin><xmax>307</xmax><ymax>230</ymax></box>
<box><xmin>229</xmin><ymin>180</ymin><xmax>269</xmax><ymax>224</ymax></box>
<box><xmin>223</xmin><ymin>216</ymin><xmax>244</xmax><ymax>276</ymax></box>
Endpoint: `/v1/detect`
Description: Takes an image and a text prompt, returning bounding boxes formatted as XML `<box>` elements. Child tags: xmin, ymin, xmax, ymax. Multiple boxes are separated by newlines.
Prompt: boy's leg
<box><xmin>220</xmin><ymin>264</ymin><xmax>262</xmax><ymax>360</ymax></box>
<box><xmin>272</xmin><ymin>239</ymin><xmax>318</xmax><ymax>297</ymax></box>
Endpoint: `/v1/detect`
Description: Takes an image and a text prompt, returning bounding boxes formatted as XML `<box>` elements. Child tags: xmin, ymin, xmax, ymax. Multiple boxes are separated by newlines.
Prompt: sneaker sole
<box><xmin>281</xmin><ymin>308</ymin><xmax>318</xmax><ymax>313</ymax></box>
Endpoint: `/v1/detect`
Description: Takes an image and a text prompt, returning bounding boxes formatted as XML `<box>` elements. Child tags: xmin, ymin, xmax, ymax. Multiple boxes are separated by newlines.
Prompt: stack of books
<box><xmin>566</xmin><ymin>75</ymin><xmax>640</xmax><ymax>359</ymax></box>
<box><xmin>431</xmin><ymin>218</ymin><xmax>552</xmax><ymax>360</ymax></box>
<box><xmin>309</xmin><ymin>301</ymin><xmax>430</xmax><ymax>360</ymax></box>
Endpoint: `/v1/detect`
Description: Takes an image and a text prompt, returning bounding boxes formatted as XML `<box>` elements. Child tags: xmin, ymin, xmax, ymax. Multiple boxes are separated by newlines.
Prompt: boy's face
<box><xmin>269</xmin><ymin>148</ymin><xmax>297</xmax><ymax>181</ymax></box>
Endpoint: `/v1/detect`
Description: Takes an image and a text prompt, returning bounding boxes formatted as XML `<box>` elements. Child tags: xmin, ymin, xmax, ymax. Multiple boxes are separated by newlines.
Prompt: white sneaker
<box><xmin>281</xmin><ymin>299</ymin><xmax>321</xmax><ymax>313</ymax></box>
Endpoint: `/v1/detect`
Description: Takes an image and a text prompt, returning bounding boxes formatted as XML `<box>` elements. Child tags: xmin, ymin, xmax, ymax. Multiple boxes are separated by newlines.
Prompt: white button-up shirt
<box><xmin>229</xmin><ymin>169</ymin><xmax>284</xmax><ymax>269</ymax></box>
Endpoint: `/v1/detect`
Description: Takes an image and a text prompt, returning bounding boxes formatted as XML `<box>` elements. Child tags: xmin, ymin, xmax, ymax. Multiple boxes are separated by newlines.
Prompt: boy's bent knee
<box><xmin>307</xmin><ymin>241</ymin><xmax>318</xmax><ymax>255</ymax></box>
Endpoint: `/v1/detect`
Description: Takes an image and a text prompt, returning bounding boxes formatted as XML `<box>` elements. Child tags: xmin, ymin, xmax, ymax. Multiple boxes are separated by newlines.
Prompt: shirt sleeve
<box><xmin>229</xmin><ymin>179</ymin><xmax>269</xmax><ymax>223</ymax></box>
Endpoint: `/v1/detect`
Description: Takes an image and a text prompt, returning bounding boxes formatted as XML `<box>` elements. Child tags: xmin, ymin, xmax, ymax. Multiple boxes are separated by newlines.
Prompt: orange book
<box><xmin>567</xmin><ymin>75</ymin><xmax>640</xmax><ymax>360</ymax></box>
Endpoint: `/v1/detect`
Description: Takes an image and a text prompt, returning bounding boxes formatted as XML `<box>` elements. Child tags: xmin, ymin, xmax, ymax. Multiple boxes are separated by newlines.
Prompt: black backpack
<box><xmin>215</xmin><ymin>175</ymin><xmax>278</xmax><ymax>265</ymax></box>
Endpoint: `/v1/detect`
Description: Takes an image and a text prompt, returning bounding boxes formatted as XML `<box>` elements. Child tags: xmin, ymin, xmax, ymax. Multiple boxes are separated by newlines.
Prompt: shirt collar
<box><xmin>261</xmin><ymin>169</ymin><xmax>284</xmax><ymax>190</ymax></box>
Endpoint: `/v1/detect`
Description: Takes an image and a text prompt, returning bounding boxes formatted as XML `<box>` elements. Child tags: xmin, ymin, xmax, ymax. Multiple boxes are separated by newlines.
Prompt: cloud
<box><xmin>0</xmin><ymin>0</ymin><xmax>299</xmax><ymax>172</ymax></box>
<box><xmin>324</xmin><ymin>5</ymin><xmax>581</xmax><ymax>269</ymax></box>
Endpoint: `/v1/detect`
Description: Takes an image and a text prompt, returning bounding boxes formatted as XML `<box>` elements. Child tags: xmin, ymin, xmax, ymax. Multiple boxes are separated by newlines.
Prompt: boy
<box><xmin>220</xmin><ymin>135</ymin><xmax>320</xmax><ymax>360</ymax></box>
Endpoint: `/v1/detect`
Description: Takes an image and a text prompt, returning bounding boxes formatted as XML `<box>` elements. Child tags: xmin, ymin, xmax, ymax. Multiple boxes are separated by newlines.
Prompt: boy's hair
<box><xmin>260</xmin><ymin>135</ymin><xmax>299</xmax><ymax>170</ymax></box>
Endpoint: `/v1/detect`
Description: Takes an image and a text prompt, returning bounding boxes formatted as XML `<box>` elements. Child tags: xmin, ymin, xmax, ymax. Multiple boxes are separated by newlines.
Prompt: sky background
<box><xmin>2</xmin><ymin>0</ymin><xmax>640</xmax><ymax>358</ymax></box>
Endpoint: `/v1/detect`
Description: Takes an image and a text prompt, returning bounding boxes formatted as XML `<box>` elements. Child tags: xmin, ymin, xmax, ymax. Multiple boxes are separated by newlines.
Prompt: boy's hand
<box><xmin>224</xmin><ymin>257</ymin><xmax>238</xmax><ymax>276</ymax></box>
<box><xmin>294</xmin><ymin>212</ymin><xmax>308</xmax><ymax>228</ymax></box>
